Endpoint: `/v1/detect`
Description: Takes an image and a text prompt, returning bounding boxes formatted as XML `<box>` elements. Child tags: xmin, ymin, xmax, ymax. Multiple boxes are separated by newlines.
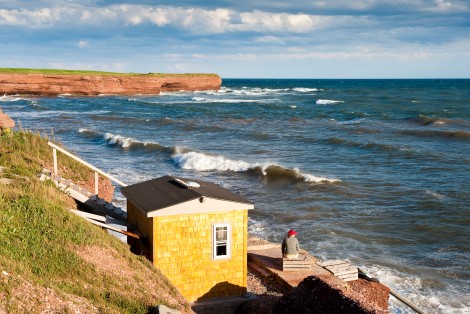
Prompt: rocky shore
<box><xmin>0</xmin><ymin>72</ymin><xmax>221</xmax><ymax>96</ymax></box>
<box><xmin>244</xmin><ymin>237</ymin><xmax>390</xmax><ymax>314</ymax></box>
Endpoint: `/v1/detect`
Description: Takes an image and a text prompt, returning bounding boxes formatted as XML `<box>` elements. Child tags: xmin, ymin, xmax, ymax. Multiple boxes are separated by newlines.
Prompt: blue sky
<box><xmin>0</xmin><ymin>0</ymin><xmax>469</xmax><ymax>78</ymax></box>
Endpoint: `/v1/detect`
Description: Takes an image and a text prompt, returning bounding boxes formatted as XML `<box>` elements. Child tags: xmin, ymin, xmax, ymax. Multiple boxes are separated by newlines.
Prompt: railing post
<box><xmin>94</xmin><ymin>171</ymin><xmax>99</xmax><ymax>195</ymax></box>
<box><xmin>53</xmin><ymin>148</ymin><xmax>58</xmax><ymax>175</ymax></box>
<box><xmin>47</xmin><ymin>142</ymin><xmax>128</xmax><ymax>187</ymax></box>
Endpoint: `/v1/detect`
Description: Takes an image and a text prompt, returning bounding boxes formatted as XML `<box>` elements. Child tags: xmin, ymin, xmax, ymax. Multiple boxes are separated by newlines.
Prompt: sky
<box><xmin>0</xmin><ymin>0</ymin><xmax>469</xmax><ymax>78</ymax></box>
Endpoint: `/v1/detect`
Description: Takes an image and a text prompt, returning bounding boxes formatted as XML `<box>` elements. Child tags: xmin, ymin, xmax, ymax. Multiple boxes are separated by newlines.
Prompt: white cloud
<box><xmin>256</xmin><ymin>36</ymin><xmax>286</xmax><ymax>44</ymax></box>
<box><xmin>236</xmin><ymin>11</ymin><xmax>326</xmax><ymax>32</ymax></box>
<box><xmin>0</xmin><ymin>4</ymin><xmax>331</xmax><ymax>34</ymax></box>
<box><xmin>78</xmin><ymin>40</ymin><xmax>88</xmax><ymax>47</ymax></box>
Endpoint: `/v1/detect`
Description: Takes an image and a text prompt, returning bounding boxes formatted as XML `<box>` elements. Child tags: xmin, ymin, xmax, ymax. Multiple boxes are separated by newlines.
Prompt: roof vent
<box><xmin>174</xmin><ymin>178</ymin><xmax>200</xmax><ymax>189</ymax></box>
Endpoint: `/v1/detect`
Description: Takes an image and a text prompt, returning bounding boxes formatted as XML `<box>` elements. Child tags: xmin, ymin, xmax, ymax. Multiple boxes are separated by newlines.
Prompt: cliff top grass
<box><xmin>0</xmin><ymin>67</ymin><xmax>219</xmax><ymax>77</ymax></box>
<box><xmin>0</xmin><ymin>130</ymin><xmax>190</xmax><ymax>313</ymax></box>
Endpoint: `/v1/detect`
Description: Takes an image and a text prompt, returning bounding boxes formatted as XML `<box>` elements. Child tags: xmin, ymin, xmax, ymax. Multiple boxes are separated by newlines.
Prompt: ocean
<box><xmin>1</xmin><ymin>79</ymin><xmax>469</xmax><ymax>313</ymax></box>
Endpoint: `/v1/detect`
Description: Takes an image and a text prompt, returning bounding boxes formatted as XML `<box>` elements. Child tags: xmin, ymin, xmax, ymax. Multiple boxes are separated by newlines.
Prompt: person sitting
<box><xmin>282</xmin><ymin>229</ymin><xmax>300</xmax><ymax>259</ymax></box>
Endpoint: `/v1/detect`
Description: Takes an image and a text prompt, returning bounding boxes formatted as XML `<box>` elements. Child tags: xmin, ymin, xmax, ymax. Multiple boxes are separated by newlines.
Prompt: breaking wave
<box><xmin>191</xmin><ymin>97</ymin><xmax>268</xmax><ymax>103</ymax></box>
<box><xmin>102</xmin><ymin>132</ymin><xmax>167</xmax><ymax>151</ymax></box>
<box><xmin>293</xmin><ymin>88</ymin><xmax>318</xmax><ymax>92</ymax></box>
<box><xmin>171</xmin><ymin>149</ymin><xmax>340</xmax><ymax>183</ymax></box>
<box><xmin>78</xmin><ymin>128</ymin><xmax>100</xmax><ymax>137</ymax></box>
<box><xmin>0</xmin><ymin>95</ymin><xmax>25</xmax><ymax>102</ymax></box>
<box><xmin>316</xmin><ymin>99</ymin><xmax>344</xmax><ymax>105</ymax></box>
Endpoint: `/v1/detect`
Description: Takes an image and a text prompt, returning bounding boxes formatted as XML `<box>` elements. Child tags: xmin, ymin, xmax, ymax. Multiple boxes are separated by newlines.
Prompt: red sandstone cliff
<box><xmin>0</xmin><ymin>73</ymin><xmax>221</xmax><ymax>96</ymax></box>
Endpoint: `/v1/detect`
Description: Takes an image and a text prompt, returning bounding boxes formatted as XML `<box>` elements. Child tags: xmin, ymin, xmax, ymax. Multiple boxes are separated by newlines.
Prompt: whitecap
<box><xmin>104</xmin><ymin>133</ymin><xmax>137</xmax><ymax>148</ymax></box>
<box><xmin>425</xmin><ymin>190</ymin><xmax>445</xmax><ymax>199</ymax></box>
<box><xmin>316</xmin><ymin>99</ymin><xmax>344</xmax><ymax>105</ymax></box>
<box><xmin>171</xmin><ymin>149</ymin><xmax>340</xmax><ymax>183</ymax></box>
<box><xmin>289</xmin><ymin>105</ymin><xmax>297</xmax><ymax>109</ymax></box>
<box><xmin>172</xmin><ymin>151</ymin><xmax>252</xmax><ymax>172</ymax></box>
<box><xmin>192</xmin><ymin>97</ymin><xmax>206</xmax><ymax>102</ymax></box>
<box><xmin>191</xmin><ymin>97</ymin><xmax>267</xmax><ymax>103</ymax></box>
<box><xmin>0</xmin><ymin>94</ymin><xmax>24</xmax><ymax>102</ymax></box>
<box><xmin>293</xmin><ymin>88</ymin><xmax>318</xmax><ymax>92</ymax></box>
<box><xmin>302</xmin><ymin>171</ymin><xmax>341</xmax><ymax>183</ymax></box>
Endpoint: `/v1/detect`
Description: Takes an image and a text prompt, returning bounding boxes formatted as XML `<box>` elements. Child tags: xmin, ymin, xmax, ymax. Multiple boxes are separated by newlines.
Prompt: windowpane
<box><xmin>213</xmin><ymin>224</ymin><xmax>230</xmax><ymax>259</ymax></box>
<box><xmin>216</xmin><ymin>227</ymin><xmax>227</xmax><ymax>241</ymax></box>
<box><xmin>216</xmin><ymin>245</ymin><xmax>227</xmax><ymax>256</ymax></box>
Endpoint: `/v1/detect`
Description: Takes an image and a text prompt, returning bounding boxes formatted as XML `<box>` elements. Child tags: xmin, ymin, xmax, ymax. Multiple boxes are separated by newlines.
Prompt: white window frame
<box><xmin>212</xmin><ymin>223</ymin><xmax>231</xmax><ymax>260</ymax></box>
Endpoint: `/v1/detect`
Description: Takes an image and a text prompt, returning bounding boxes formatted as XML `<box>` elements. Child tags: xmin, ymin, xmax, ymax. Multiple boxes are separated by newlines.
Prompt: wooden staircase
<box><xmin>38</xmin><ymin>142</ymin><xmax>145</xmax><ymax>239</ymax></box>
<box><xmin>39</xmin><ymin>168</ymin><xmax>127</xmax><ymax>221</ymax></box>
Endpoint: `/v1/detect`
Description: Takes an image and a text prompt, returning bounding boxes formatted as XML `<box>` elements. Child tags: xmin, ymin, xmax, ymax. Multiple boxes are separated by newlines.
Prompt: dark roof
<box><xmin>121</xmin><ymin>175</ymin><xmax>253</xmax><ymax>214</ymax></box>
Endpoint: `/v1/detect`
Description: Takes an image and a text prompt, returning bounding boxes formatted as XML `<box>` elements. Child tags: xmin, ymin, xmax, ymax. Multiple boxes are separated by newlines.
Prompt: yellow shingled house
<box><xmin>121</xmin><ymin>175</ymin><xmax>254</xmax><ymax>302</ymax></box>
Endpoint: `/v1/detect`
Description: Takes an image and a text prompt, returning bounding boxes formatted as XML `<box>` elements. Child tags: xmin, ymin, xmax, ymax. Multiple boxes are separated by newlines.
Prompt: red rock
<box><xmin>0</xmin><ymin>108</ymin><xmax>15</xmax><ymax>129</ymax></box>
<box><xmin>0</xmin><ymin>73</ymin><xmax>221</xmax><ymax>96</ymax></box>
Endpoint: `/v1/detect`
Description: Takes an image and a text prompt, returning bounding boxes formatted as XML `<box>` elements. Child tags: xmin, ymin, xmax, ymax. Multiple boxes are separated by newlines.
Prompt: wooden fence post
<box><xmin>53</xmin><ymin>148</ymin><xmax>58</xmax><ymax>175</ymax></box>
<box><xmin>94</xmin><ymin>171</ymin><xmax>99</xmax><ymax>195</ymax></box>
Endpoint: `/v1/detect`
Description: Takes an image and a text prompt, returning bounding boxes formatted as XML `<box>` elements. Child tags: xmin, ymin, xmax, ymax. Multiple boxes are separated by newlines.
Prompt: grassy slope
<box><xmin>0</xmin><ymin>131</ymin><xmax>191</xmax><ymax>313</ymax></box>
<box><xmin>0</xmin><ymin>68</ymin><xmax>219</xmax><ymax>77</ymax></box>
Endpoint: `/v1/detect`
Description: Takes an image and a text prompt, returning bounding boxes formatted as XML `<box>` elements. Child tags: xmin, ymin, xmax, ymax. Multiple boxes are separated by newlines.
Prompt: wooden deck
<box><xmin>247</xmin><ymin>242</ymin><xmax>348</xmax><ymax>290</ymax></box>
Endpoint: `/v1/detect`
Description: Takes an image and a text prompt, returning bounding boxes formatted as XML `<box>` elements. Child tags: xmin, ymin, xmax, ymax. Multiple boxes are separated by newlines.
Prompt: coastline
<box><xmin>0</xmin><ymin>71</ymin><xmax>221</xmax><ymax>96</ymax></box>
<box><xmin>2</xmin><ymin>77</ymin><xmax>468</xmax><ymax>313</ymax></box>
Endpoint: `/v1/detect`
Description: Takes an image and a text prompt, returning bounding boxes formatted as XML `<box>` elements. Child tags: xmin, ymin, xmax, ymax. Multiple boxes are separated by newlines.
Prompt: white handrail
<box><xmin>48</xmin><ymin>141</ymin><xmax>128</xmax><ymax>187</ymax></box>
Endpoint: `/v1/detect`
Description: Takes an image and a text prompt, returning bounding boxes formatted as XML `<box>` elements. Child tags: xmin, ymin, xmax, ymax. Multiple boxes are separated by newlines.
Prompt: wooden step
<box><xmin>282</xmin><ymin>257</ymin><xmax>312</xmax><ymax>271</ymax></box>
<box><xmin>248</xmin><ymin>261</ymin><xmax>272</xmax><ymax>278</ymax></box>
<box><xmin>317</xmin><ymin>259</ymin><xmax>358</xmax><ymax>282</ymax></box>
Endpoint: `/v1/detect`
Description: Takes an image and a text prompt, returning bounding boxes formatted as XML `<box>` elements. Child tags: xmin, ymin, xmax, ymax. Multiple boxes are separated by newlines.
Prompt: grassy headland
<box><xmin>0</xmin><ymin>67</ymin><xmax>219</xmax><ymax>77</ymax></box>
<box><xmin>0</xmin><ymin>131</ymin><xmax>191</xmax><ymax>313</ymax></box>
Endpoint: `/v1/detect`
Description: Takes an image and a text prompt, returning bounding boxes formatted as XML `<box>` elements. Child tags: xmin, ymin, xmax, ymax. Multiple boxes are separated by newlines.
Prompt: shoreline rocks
<box><xmin>0</xmin><ymin>108</ymin><xmax>15</xmax><ymax>131</ymax></box>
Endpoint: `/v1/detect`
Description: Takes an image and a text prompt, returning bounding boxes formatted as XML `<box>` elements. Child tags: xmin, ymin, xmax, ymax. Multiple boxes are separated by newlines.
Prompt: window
<box><xmin>213</xmin><ymin>223</ymin><xmax>231</xmax><ymax>259</ymax></box>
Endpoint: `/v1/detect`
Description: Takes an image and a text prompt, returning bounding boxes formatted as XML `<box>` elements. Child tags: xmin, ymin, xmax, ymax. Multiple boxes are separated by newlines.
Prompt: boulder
<box><xmin>0</xmin><ymin>108</ymin><xmax>15</xmax><ymax>129</ymax></box>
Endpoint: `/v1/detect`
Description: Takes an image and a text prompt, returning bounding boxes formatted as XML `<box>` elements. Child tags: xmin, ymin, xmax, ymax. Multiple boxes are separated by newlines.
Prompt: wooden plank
<box><xmin>84</xmin><ymin>217</ymin><xmax>140</xmax><ymax>239</ymax></box>
<box><xmin>317</xmin><ymin>260</ymin><xmax>346</xmax><ymax>267</ymax></box>
<box><xmin>283</xmin><ymin>259</ymin><xmax>311</xmax><ymax>271</ymax></box>
<box><xmin>248</xmin><ymin>262</ymin><xmax>271</xmax><ymax>278</ymax></box>
<box><xmin>326</xmin><ymin>263</ymin><xmax>353</xmax><ymax>271</ymax></box>
<box><xmin>283</xmin><ymin>265</ymin><xmax>311</xmax><ymax>268</ymax></box>
<box><xmin>283</xmin><ymin>263</ymin><xmax>311</xmax><ymax>266</ymax></box>
<box><xmin>69</xmin><ymin>209</ymin><xmax>106</xmax><ymax>222</ymax></box>
<box><xmin>338</xmin><ymin>274</ymin><xmax>358</xmax><ymax>281</ymax></box>
<box><xmin>337</xmin><ymin>273</ymin><xmax>358</xmax><ymax>279</ymax></box>
<box><xmin>247</xmin><ymin>244</ymin><xmax>281</xmax><ymax>251</ymax></box>
<box><xmin>326</xmin><ymin>268</ymin><xmax>357</xmax><ymax>276</ymax></box>
<box><xmin>326</xmin><ymin>265</ymin><xmax>357</xmax><ymax>275</ymax></box>
<box><xmin>106</xmin><ymin>216</ymin><xmax>131</xmax><ymax>227</ymax></box>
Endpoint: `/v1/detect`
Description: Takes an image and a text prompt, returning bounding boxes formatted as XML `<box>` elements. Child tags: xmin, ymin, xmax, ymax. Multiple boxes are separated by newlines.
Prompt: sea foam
<box><xmin>171</xmin><ymin>149</ymin><xmax>340</xmax><ymax>183</ymax></box>
<box><xmin>103</xmin><ymin>132</ymin><xmax>166</xmax><ymax>151</ymax></box>
<box><xmin>293</xmin><ymin>87</ymin><xmax>318</xmax><ymax>92</ymax></box>
<box><xmin>316</xmin><ymin>99</ymin><xmax>344</xmax><ymax>105</ymax></box>
<box><xmin>0</xmin><ymin>95</ymin><xmax>24</xmax><ymax>102</ymax></box>
<box><xmin>191</xmin><ymin>97</ymin><xmax>268</xmax><ymax>103</ymax></box>
<box><xmin>104</xmin><ymin>133</ymin><xmax>136</xmax><ymax>148</ymax></box>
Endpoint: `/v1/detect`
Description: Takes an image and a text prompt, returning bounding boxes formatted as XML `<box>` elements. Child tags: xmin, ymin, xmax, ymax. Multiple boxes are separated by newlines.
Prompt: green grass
<box><xmin>0</xmin><ymin>67</ymin><xmax>219</xmax><ymax>77</ymax></box>
<box><xmin>0</xmin><ymin>131</ymin><xmax>190</xmax><ymax>313</ymax></box>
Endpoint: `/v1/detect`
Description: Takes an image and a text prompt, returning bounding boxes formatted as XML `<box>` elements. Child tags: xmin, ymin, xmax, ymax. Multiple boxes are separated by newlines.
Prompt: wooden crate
<box><xmin>282</xmin><ymin>257</ymin><xmax>312</xmax><ymax>271</ymax></box>
<box><xmin>317</xmin><ymin>259</ymin><xmax>358</xmax><ymax>281</ymax></box>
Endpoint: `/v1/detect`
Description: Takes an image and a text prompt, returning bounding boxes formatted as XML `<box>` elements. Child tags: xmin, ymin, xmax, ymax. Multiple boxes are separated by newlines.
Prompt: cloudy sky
<box><xmin>0</xmin><ymin>0</ymin><xmax>469</xmax><ymax>78</ymax></box>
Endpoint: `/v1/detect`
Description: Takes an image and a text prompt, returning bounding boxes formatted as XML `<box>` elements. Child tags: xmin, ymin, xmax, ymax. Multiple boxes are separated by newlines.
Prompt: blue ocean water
<box><xmin>1</xmin><ymin>79</ymin><xmax>469</xmax><ymax>313</ymax></box>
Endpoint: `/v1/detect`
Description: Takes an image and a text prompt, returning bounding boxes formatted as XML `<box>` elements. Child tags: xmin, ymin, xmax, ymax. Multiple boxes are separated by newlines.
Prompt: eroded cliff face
<box><xmin>0</xmin><ymin>73</ymin><xmax>221</xmax><ymax>96</ymax></box>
